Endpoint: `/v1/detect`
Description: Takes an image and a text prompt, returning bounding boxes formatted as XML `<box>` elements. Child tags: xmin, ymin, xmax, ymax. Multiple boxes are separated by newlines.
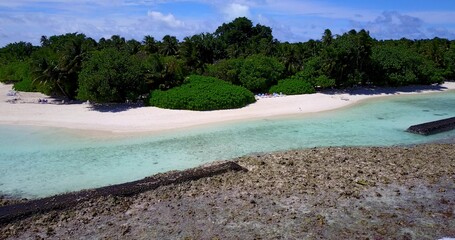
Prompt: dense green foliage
<box><xmin>371</xmin><ymin>43</ymin><xmax>443</xmax><ymax>86</ymax></box>
<box><xmin>0</xmin><ymin>60</ymin><xmax>32</xmax><ymax>84</ymax></box>
<box><xmin>205</xmin><ymin>55</ymin><xmax>284</xmax><ymax>93</ymax></box>
<box><xmin>77</xmin><ymin>48</ymin><xmax>145</xmax><ymax>103</ymax></box>
<box><xmin>214</xmin><ymin>17</ymin><xmax>277</xmax><ymax>58</ymax></box>
<box><xmin>1</xmin><ymin>17</ymin><xmax>454</xmax><ymax>109</ymax></box>
<box><xmin>148</xmin><ymin>75</ymin><xmax>256</xmax><ymax>111</ymax></box>
<box><xmin>0</xmin><ymin>42</ymin><xmax>35</xmax><ymax>65</ymax></box>
<box><xmin>239</xmin><ymin>55</ymin><xmax>284</xmax><ymax>92</ymax></box>
<box><xmin>205</xmin><ymin>58</ymin><xmax>244</xmax><ymax>85</ymax></box>
<box><xmin>292</xmin><ymin>62</ymin><xmax>336</xmax><ymax>89</ymax></box>
<box><xmin>143</xmin><ymin>54</ymin><xmax>186</xmax><ymax>90</ymax></box>
<box><xmin>269</xmin><ymin>78</ymin><xmax>315</xmax><ymax>95</ymax></box>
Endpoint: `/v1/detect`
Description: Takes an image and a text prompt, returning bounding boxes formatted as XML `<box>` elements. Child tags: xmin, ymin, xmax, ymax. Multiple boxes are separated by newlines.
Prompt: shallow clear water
<box><xmin>1</xmin><ymin>92</ymin><xmax>454</xmax><ymax>198</ymax></box>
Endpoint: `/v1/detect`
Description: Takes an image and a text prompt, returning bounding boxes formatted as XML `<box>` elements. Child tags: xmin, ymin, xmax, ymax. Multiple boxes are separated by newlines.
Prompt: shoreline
<box><xmin>1</xmin><ymin>82</ymin><xmax>454</xmax><ymax>137</ymax></box>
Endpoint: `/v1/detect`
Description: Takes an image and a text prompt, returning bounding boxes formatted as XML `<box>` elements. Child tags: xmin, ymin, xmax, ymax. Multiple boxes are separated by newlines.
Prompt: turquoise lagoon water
<box><xmin>1</xmin><ymin>91</ymin><xmax>454</xmax><ymax>199</ymax></box>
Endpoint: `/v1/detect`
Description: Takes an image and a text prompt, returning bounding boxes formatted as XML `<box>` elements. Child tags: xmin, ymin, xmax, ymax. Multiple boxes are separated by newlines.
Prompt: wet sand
<box><xmin>1</xmin><ymin>143</ymin><xmax>454</xmax><ymax>239</ymax></box>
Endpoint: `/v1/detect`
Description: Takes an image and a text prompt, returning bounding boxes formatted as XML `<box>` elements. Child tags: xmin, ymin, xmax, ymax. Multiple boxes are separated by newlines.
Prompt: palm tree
<box><xmin>143</xmin><ymin>35</ymin><xmax>158</xmax><ymax>54</ymax></box>
<box><xmin>40</xmin><ymin>36</ymin><xmax>50</xmax><ymax>47</ymax></box>
<box><xmin>33</xmin><ymin>53</ymin><xmax>67</xmax><ymax>97</ymax></box>
<box><xmin>33</xmin><ymin>34</ymin><xmax>91</xmax><ymax>99</ymax></box>
<box><xmin>322</xmin><ymin>29</ymin><xmax>333</xmax><ymax>47</ymax></box>
<box><xmin>159</xmin><ymin>35</ymin><xmax>179</xmax><ymax>56</ymax></box>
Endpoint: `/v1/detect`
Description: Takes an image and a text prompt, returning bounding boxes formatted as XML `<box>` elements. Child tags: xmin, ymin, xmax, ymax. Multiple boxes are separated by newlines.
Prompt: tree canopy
<box><xmin>77</xmin><ymin>48</ymin><xmax>145</xmax><ymax>103</ymax></box>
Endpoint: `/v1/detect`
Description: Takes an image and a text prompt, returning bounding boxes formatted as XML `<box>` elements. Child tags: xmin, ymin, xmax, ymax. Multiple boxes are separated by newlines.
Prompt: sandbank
<box><xmin>0</xmin><ymin>82</ymin><xmax>454</xmax><ymax>135</ymax></box>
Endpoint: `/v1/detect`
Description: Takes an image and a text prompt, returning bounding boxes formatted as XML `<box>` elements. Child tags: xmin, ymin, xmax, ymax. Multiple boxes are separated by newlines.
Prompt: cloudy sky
<box><xmin>1</xmin><ymin>0</ymin><xmax>455</xmax><ymax>47</ymax></box>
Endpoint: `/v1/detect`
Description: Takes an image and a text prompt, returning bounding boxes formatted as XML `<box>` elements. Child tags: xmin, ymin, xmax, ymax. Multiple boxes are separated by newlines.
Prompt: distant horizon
<box><xmin>1</xmin><ymin>0</ymin><xmax>455</xmax><ymax>47</ymax></box>
<box><xmin>2</xmin><ymin>24</ymin><xmax>455</xmax><ymax>49</ymax></box>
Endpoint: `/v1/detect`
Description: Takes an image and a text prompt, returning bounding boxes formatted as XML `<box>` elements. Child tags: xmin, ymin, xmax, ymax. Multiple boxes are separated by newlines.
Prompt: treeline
<box><xmin>0</xmin><ymin>17</ymin><xmax>454</xmax><ymax>106</ymax></box>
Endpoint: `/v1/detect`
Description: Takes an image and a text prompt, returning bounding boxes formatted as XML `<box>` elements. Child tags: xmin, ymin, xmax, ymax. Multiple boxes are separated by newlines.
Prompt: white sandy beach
<box><xmin>1</xmin><ymin>82</ymin><xmax>454</xmax><ymax>135</ymax></box>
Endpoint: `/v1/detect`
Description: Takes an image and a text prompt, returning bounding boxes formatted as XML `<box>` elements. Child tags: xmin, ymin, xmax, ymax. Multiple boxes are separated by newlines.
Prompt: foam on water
<box><xmin>1</xmin><ymin>91</ymin><xmax>454</xmax><ymax>198</ymax></box>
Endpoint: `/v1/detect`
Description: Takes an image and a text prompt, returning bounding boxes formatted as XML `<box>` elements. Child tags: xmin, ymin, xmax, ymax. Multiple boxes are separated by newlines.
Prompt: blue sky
<box><xmin>1</xmin><ymin>0</ymin><xmax>455</xmax><ymax>47</ymax></box>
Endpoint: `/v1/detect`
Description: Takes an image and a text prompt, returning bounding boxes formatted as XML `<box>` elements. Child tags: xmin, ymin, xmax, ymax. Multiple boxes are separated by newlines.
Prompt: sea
<box><xmin>1</xmin><ymin>91</ymin><xmax>454</xmax><ymax>199</ymax></box>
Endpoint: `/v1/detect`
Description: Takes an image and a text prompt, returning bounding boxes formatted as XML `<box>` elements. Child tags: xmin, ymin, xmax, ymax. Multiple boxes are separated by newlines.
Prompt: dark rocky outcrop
<box><xmin>0</xmin><ymin>161</ymin><xmax>246</xmax><ymax>224</ymax></box>
<box><xmin>407</xmin><ymin>117</ymin><xmax>455</xmax><ymax>135</ymax></box>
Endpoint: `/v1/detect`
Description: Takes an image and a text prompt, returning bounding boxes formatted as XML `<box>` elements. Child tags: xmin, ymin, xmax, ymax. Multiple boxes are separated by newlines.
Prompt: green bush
<box><xmin>204</xmin><ymin>58</ymin><xmax>244</xmax><ymax>85</ymax></box>
<box><xmin>269</xmin><ymin>78</ymin><xmax>315</xmax><ymax>95</ymax></box>
<box><xmin>0</xmin><ymin>60</ymin><xmax>32</xmax><ymax>84</ymax></box>
<box><xmin>13</xmin><ymin>77</ymin><xmax>36</xmax><ymax>92</ymax></box>
<box><xmin>239</xmin><ymin>55</ymin><xmax>284</xmax><ymax>92</ymax></box>
<box><xmin>13</xmin><ymin>78</ymin><xmax>53</xmax><ymax>94</ymax></box>
<box><xmin>293</xmin><ymin>61</ymin><xmax>336</xmax><ymax>89</ymax></box>
<box><xmin>311</xmin><ymin>75</ymin><xmax>336</xmax><ymax>89</ymax></box>
<box><xmin>148</xmin><ymin>75</ymin><xmax>256</xmax><ymax>111</ymax></box>
<box><xmin>0</xmin><ymin>60</ymin><xmax>50</xmax><ymax>93</ymax></box>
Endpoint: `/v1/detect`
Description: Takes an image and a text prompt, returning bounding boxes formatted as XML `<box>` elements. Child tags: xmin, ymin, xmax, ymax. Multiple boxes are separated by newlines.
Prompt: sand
<box><xmin>1</xmin><ymin>82</ymin><xmax>454</xmax><ymax>135</ymax></box>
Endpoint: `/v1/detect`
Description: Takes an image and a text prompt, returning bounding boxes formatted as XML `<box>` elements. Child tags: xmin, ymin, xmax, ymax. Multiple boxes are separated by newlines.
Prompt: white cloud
<box><xmin>147</xmin><ymin>11</ymin><xmax>185</xmax><ymax>28</ymax></box>
<box><xmin>260</xmin><ymin>0</ymin><xmax>376</xmax><ymax>21</ymax></box>
<box><xmin>407</xmin><ymin>11</ymin><xmax>455</xmax><ymax>25</ymax></box>
<box><xmin>352</xmin><ymin>11</ymin><xmax>427</xmax><ymax>39</ymax></box>
<box><xmin>222</xmin><ymin>3</ymin><xmax>250</xmax><ymax>20</ymax></box>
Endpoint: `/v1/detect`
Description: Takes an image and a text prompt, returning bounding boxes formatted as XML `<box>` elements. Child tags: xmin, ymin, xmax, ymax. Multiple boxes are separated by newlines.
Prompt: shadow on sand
<box><xmin>88</xmin><ymin>102</ymin><xmax>144</xmax><ymax>113</ymax></box>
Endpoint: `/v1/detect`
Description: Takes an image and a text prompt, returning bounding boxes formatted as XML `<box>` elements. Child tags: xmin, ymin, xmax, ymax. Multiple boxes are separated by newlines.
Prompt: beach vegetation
<box><xmin>148</xmin><ymin>75</ymin><xmax>256</xmax><ymax>111</ymax></box>
<box><xmin>0</xmin><ymin>41</ymin><xmax>35</xmax><ymax>65</ymax></box>
<box><xmin>143</xmin><ymin>35</ymin><xmax>159</xmax><ymax>54</ymax></box>
<box><xmin>292</xmin><ymin>60</ymin><xmax>336</xmax><ymax>89</ymax></box>
<box><xmin>30</xmin><ymin>33</ymin><xmax>96</xmax><ymax>99</ymax></box>
<box><xmin>0</xmin><ymin>60</ymin><xmax>32</xmax><ymax>84</ymax></box>
<box><xmin>269</xmin><ymin>78</ymin><xmax>315</xmax><ymax>95</ymax></box>
<box><xmin>77</xmin><ymin>48</ymin><xmax>145</xmax><ymax>103</ymax></box>
<box><xmin>443</xmin><ymin>42</ymin><xmax>455</xmax><ymax>79</ymax></box>
<box><xmin>143</xmin><ymin>54</ymin><xmax>186</xmax><ymax>90</ymax></box>
<box><xmin>371</xmin><ymin>44</ymin><xmax>444</xmax><ymax>86</ymax></box>
<box><xmin>0</xmin><ymin>42</ymin><xmax>36</xmax><ymax>87</ymax></box>
<box><xmin>312</xmin><ymin>75</ymin><xmax>337</xmax><ymax>89</ymax></box>
<box><xmin>159</xmin><ymin>35</ymin><xmax>179</xmax><ymax>56</ymax></box>
<box><xmin>214</xmin><ymin>17</ymin><xmax>277</xmax><ymax>58</ymax></box>
<box><xmin>205</xmin><ymin>58</ymin><xmax>244</xmax><ymax>85</ymax></box>
<box><xmin>238</xmin><ymin>54</ymin><xmax>284</xmax><ymax>92</ymax></box>
<box><xmin>180</xmin><ymin>33</ymin><xmax>223</xmax><ymax>74</ymax></box>
<box><xmin>318</xmin><ymin>29</ymin><xmax>373</xmax><ymax>87</ymax></box>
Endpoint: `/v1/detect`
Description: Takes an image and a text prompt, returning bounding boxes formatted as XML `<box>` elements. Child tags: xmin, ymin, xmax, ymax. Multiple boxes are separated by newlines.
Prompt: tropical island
<box><xmin>1</xmin><ymin>17</ymin><xmax>455</xmax><ymax>239</ymax></box>
<box><xmin>1</xmin><ymin>17</ymin><xmax>454</xmax><ymax>111</ymax></box>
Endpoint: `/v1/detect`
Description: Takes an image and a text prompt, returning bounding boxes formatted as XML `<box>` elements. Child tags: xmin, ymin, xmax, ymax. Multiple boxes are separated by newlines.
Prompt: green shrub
<box><xmin>269</xmin><ymin>78</ymin><xmax>315</xmax><ymax>95</ymax></box>
<box><xmin>0</xmin><ymin>60</ymin><xmax>50</xmax><ymax>93</ymax></box>
<box><xmin>204</xmin><ymin>58</ymin><xmax>244</xmax><ymax>85</ymax></box>
<box><xmin>311</xmin><ymin>75</ymin><xmax>336</xmax><ymax>89</ymax></box>
<box><xmin>293</xmin><ymin>65</ymin><xmax>336</xmax><ymax>89</ymax></box>
<box><xmin>148</xmin><ymin>75</ymin><xmax>256</xmax><ymax>111</ymax></box>
<box><xmin>13</xmin><ymin>77</ymin><xmax>35</xmax><ymax>92</ymax></box>
<box><xmin>13</xmin><ymin>78</ymin><xmax>53</xmax><ymax>94</ymax></box>
<box><xmin>239</xmin><ymin>55</ymin><xmax>284</xmax><ymax>92</ymax></box>
<box><xmin>371</xmin><ymin>44</ymin><xmax>443</xmax><ymax>86</ymax></box>
<box><xmin>0</xmin><ymin>60</ymin><xmax>32</xmax><ymax>84</ymax></box>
